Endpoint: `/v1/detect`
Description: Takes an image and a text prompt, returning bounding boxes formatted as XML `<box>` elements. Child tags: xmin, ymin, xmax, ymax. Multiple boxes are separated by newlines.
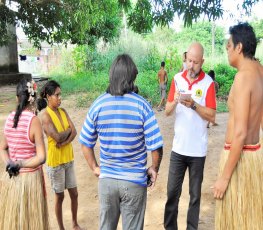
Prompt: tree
<box><xmin>173</xmin><ymin>21</ymin><xmax>225</xmax><ymax>55</ymax></box>
<box><xmin>126</xmin><ymin>0</ymin><xmax>260</xmax><ymax>33</ymax></box>
<box><xmin>0</xmin><ymin>0</ymin><xmax>260</xmax><ymax>47</ymax></box>
<box><xmin>0</xmin><ymin>0</ymin><xmax>122</xmax><ymax>48</ymax></box>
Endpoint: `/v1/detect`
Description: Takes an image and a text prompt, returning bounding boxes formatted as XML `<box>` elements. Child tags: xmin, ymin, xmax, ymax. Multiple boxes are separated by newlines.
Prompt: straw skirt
<box><xmin>215</xmin><ymin>144</ymin><xmax>263</xmax><ymax>230</ymax></box>
<box><xmin>0</xmin><ymin>168</ymin><xmax>49</xmax><ymax>230</ymax></box>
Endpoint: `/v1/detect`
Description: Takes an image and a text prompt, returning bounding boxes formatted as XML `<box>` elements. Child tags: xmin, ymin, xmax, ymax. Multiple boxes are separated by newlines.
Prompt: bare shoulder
<box><xmin>40</xmin><ymin>109</ymin><xmax>51</xmax><ymax>123</ymax></box>
<box><xmin>31</xmin><ymin>116</ymin><xmax>43</xmax><ymax>130</ymax></box>
<box><xmin>60</xmin><ymin>107</ymin><xmax>69</xmax><ymax>116</ymax></box>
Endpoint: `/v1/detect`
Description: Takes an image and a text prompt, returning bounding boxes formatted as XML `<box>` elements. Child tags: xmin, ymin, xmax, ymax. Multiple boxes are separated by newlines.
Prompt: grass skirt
<box><xmin>215</xmin><ymin>144</ymin><xmax>263</xmax><ymax>230</ymax></box>
<box><xmin>0</xmin><ymin>168</ymin><xmax>49</xmax><ymax>230</ymax></box>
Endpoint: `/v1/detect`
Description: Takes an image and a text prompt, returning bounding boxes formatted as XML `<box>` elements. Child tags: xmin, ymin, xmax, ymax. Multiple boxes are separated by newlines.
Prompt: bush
<box><xmin>214</xmin><ymin>63</ymin><xmax>236</xmax><ymax>98</ymax></box>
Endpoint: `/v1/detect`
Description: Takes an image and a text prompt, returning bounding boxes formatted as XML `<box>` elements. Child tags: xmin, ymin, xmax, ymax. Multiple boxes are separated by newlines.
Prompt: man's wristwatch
<box><xmin>191</xmin><ymin>102</ymin><xmax>197</xmax><ymax>110</ymax></box>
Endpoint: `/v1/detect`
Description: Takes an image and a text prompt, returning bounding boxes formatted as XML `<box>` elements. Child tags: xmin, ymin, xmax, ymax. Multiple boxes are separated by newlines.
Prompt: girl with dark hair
<box><xmin>38</xmin><ymin>80</ymin><xmax>82</xmax><ymax>230</ymax></box>
<box><xmin>0</xmin><ymin>79</ymin><xmax>49</xmax><ymax>229</ymax></box>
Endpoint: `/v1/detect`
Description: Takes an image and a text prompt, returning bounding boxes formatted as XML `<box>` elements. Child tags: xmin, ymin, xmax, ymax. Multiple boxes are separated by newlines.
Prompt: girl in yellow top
<box><xmin>37</xmin><ymin>80</ymin><xmax>82</xmax><ymax>230</ymax></box>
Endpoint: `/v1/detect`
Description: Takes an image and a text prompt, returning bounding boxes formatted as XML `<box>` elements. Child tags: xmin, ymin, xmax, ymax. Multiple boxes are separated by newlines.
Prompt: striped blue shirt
<box><xmin>79</xmin><ymin>92</ymin><xmax>163</xmax><ymax>186</ymax></box>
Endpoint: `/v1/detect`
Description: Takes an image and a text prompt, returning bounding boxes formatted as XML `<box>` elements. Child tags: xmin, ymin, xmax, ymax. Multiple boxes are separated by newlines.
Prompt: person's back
<box><xmin>0</xmin><ymin>79</ymin><xmax>48</xmax><ymax>230</ymax></box>
<box><xmin>80</xmin><ymin>54</ymin><xmax>163</xmax><ymax>230</ymax></box>
<box><xmin>158</xmin><ymin>68</ymin><xmax>167</xmax><ymax>84</ymax></box>
<box><xmin>157</xmin><ymin>61</ymin><xmax>168</xmax><ymax>111</ymax></box>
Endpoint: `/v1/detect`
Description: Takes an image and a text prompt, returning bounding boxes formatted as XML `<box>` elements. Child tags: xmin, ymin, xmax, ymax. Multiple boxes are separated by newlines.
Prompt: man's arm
<box><xmin>157</xmin><ymin>71</ymin><xmax>160</xmax><ymax>84</ymax></box>
<box><xmin>189</xmin><ymin>100</ymin><xmax>216</xmax><ymax>122</ymax></box>
<box><xmin>165</xmin><ymin>71</ymin><xmax>168</xmax><ymax>84</ymax></box>
<box><xmin>147</xmin><ymin>147</ymin><xmax>163</xmax><ymax>188</ymax></box>
<box><xmin>181</xmin><ymin>81</ymin><xmax>216</xmax><ymax>122</ymax></box>
<box><xmin>81</xmin><ymin>144</ymin><xmax>100</xmax><ymax>177</ymax></box>
<box><xmin>165</xmin><ymin>78</ymin><xmax>180</xmax><ymax>116</ymax></box>
<box><xmin>213</xmin><ymin>72</ymin><xmax>250</xmax><ymax>199</ymax></box>
<box><xmin>165</xmin><ymin>100</ymin><xmax>178</xmax><ymax>116</ymax></box>
<box><xmin>41</xmin><ymin>111</ymin><xmax>71</xmax><ymax>143</ymax></box>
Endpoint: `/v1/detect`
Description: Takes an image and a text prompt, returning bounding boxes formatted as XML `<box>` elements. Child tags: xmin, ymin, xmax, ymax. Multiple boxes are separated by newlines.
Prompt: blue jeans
<box><xmin>164</xmin><ymin>152</ymin><xmax>206</xmax><ymax>230</ymax></box>
<box><xmin>99</xmin><ymin>178</ymin><xmax>147</xmax><ymax>230</ymax></box>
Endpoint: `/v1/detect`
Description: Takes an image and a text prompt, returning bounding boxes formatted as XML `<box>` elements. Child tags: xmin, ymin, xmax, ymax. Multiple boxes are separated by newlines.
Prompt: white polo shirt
<box><xmin>167</xmin><ymin>70</ymin><xmax>216</xmax><ymax>157</ymax></box>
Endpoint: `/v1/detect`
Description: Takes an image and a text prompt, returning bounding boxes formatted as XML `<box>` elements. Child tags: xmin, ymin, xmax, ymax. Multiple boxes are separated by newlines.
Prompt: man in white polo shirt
<box><xmin>164</xmin><ymin>42</ymin><xmax>216</xmax><ymax>230</ymax></box>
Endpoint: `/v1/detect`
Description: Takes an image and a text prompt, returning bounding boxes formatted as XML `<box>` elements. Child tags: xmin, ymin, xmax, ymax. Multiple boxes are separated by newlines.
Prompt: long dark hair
<box><xmin>13</xmin><ymin>79</ymin><xmax>37</xmax><ymax>128</ymax></box>
<box><xmin>106</xmin><ymin>54</ymin><xmax>138</xmax><ymax>96</ymax></box>
<box><xmin>37</xmin><ymin>80</ymin><xmax>60</xmax><ymax>111</ymax></box>
<box><xmin>229</xmin><ymin>22</ymin><xmax>257</xmax><ymax>60</ymax></box>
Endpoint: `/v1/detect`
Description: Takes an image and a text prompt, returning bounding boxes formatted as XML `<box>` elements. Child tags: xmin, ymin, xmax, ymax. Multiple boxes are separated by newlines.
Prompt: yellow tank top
<box><xmin>46</xmin><ymin>107</ymin><xmax>74</xmax><ymax>167</ymax></box>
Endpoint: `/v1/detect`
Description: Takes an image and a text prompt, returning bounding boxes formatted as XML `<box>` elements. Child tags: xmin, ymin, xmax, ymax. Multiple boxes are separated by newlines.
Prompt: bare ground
<box><xmin>0</xmin><ymin>85</ymin><xmax>228</xmax><ymax>230</ymax></box>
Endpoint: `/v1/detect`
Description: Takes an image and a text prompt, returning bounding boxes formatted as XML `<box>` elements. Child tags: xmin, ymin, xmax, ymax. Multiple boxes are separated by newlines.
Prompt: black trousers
<box><xmin>164</xmin><ymin>151</ymin><xmax>206</xmax><ymax>230</ymax></box>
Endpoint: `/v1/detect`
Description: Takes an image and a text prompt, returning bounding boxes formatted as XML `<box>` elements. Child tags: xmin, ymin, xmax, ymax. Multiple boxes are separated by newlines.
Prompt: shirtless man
<box><xmin>213</xmin><ymin>23</ymin><xmax>263</xmax><ymax>230</ymax></box>
<box><xmin>157</xmin><ymin>61</ymin><xmax>168</xmax><ymax>111</ymax></box>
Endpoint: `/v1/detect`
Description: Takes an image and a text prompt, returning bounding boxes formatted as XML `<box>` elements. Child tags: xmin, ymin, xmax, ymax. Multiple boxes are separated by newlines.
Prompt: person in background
<box><xmin>79</xmin><ymin>54</ymin><xmax>163</xmax><ymax>230</ymax></box>
<box><xmin>37</xmin><ymin>80</ymin><xmax>82</xmax><ymax>230</ymax></box>
<box><xmin>207</xmin><ymin>69</ymin><xmax>219</xmax><ymax>128</ymax></box>
<box><xmin>0</xmin><ymin>79</ymin><xmax>49</xmax><ymax>230</ymax></box>
<box><xmin>164</xmin><ymin>42</ymin><xmax>216</xmax><ymax>230</ymax></box>
<box><xmin>213</xmin><ymin>22</ymin><xmax>263</xmax><ymax>230</ymax></box>
<box><xmin>157</xmin><ymin>61</ymin><xmax>168</xmax><ymax>111</ymax></box>
<box><xmin>179</xmin><ymin>51</ymin><xmax>187</xmax><ymax>72</ymax></box>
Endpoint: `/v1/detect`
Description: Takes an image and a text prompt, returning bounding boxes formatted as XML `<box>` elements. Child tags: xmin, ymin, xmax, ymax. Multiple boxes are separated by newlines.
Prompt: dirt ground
<box><xmin>0</xmin><ymin>84</ymin><xmax>228</xmax><ymax>230</ymax></box>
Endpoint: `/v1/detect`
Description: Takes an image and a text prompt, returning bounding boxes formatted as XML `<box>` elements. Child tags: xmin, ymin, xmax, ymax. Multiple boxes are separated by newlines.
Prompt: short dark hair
<box><xmin>229</xmin><ymin>22</ymin><xmax>257</xmax><ymax>59</ymax></box>
<box><xmin>161</xmin><ymin>61</ymin><xmax>165</xmax><ymax>67</ymax></box>
<box><xmin>37</xmin><ymin>80</ymin><xmax>60</xmax><ymax>111</ymax></box>
<box><xmin>208</xmin><ymin>70</ymin><xmax>215</xmax><ymax>81</ymax></box>
<box><xmin>107</xmin><ymin>54</ymin><xmax>138</xmax><ymax>96</ymax></box>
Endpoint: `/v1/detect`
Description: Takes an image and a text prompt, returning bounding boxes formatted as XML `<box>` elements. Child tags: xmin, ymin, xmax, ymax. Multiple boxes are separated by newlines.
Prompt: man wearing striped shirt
<box><xmin>79</xmin><ymin>54</ymin><xmax>163</xmax><ymax>230</ymax></box>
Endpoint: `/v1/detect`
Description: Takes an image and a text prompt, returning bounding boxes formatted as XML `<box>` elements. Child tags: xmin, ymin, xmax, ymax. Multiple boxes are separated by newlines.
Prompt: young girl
<box><xmin>0</xmin><ymin>79</ymin><xmax>49</xmax><ymax>230</ymax></box>
<box><xmin>37</xmin><ymin>80</ymin><xmax>82</xmax><ymax>230</ymax></box>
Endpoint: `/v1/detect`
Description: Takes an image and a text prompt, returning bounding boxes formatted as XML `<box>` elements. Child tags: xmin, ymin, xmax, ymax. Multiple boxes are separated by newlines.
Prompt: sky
<box><xmin>219</xmin><ymin>0</ymin><xmax>263</xmax><ymax>27</ymax></box>
<box><xmin>171</xmin><ymin>0</ymin><xmax>263</xmax><ymax>32</ymax></box>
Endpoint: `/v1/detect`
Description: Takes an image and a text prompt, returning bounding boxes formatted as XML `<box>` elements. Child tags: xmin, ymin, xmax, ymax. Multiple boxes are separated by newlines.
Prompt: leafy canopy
<box><xmin>124</xmin><ymin>0</ymin><xmax>259</xmax><ymax>33</ymax></box>
<box><xmin>0</xmin><ymin>0</ymin><xmax>122</xmax><ymax>47</ymax></box>
<box><xmin>0</xmin><ymin>0</ymin><xmax>260</xmax><ymax>47</ymax></box>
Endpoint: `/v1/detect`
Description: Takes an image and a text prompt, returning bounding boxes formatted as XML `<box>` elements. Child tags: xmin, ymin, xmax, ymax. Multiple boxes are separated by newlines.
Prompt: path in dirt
<box><xmin>0</xmin><ymin>85</ymin><xmax>228</xmax><ymax>230</ymax></box>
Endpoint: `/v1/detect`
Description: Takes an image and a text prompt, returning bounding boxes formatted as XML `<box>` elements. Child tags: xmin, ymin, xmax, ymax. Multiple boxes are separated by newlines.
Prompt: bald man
<box><xmin>213</xmin><ymin>23</ymin><xmax>263</xmax><ymax>230</ymax></box>
<box><xmin>164</xmin><ymin>42</ymin><xmax>216</xmax><ymax>230</ymax></box>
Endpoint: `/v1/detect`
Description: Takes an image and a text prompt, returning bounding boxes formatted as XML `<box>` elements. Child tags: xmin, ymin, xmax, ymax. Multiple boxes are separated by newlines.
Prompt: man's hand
<box><xmin>93</xmin><ymin>166</ymin><xmax>100</xmax><ymax>177</ymax></box>
<box><xmin>146</xmin><ymin>166</ymin><xmax>158</xmax><ymax>188</ymax></box>
<box><xmin>180</xmin><ymin>97</ymin><xmax>194</xmax><ymax>108</ymax></box>
<box><xmin>212</xmin><ymin>177</ymin><xmax>230</xmax><ymax>199</ymax></box>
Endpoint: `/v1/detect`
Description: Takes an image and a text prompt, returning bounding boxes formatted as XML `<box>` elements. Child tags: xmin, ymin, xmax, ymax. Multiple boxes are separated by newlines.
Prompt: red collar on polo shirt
<box><xmin>181</xmin><ymin>70</ymin><xmax>205</xmax><ymax>90</ymax></box>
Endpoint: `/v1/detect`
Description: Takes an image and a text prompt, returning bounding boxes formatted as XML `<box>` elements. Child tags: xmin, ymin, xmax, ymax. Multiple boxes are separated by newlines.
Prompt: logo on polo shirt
<box><xmin>195</xmin><ymin>89</ymin><xmax>202</xmax><ymax>97</ymax></box>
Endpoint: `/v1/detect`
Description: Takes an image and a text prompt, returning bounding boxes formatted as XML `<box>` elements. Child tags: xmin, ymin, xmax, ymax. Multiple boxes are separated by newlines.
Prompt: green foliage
<box><xmin>1</xmin><ymin>0</ymin><xmax>260</xmax><ymax>47</ymax></box>
<box><xmin>174</xmin><ymin>21</ymin><xmax>225</xmax><ymax>55</ymax></box>
<box><xmin>212</xmin><ymin>64</ymin><xmax>237</xmax><ymax>99</ymax></box>
<box><xmin>0</xmin><ymin>5</ymin><xmax>16</xmax><ymax>46</ymax></box>
<box><xmin>1</xmin><ymin>0</ymin><xmax>122</xmax><ymax>48</ymax></box>
<box><xmin>217</xmin><ymin>100</ymin><xmax>228</xmax><ymax>113</ymax></box>
<box><xmin>49</xmin><ymin>69</ymin><xmax>163</xmax><ymax>108</ymax></box>
<box><xmin>127</xmin><ymin>0</ymin><xmax>153</xmax><ymax>33</ymax></box>
<box><xmin>251</xmin><ymin>19</ymin><xmax>263</xmax><ymax>39</ymax></box>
